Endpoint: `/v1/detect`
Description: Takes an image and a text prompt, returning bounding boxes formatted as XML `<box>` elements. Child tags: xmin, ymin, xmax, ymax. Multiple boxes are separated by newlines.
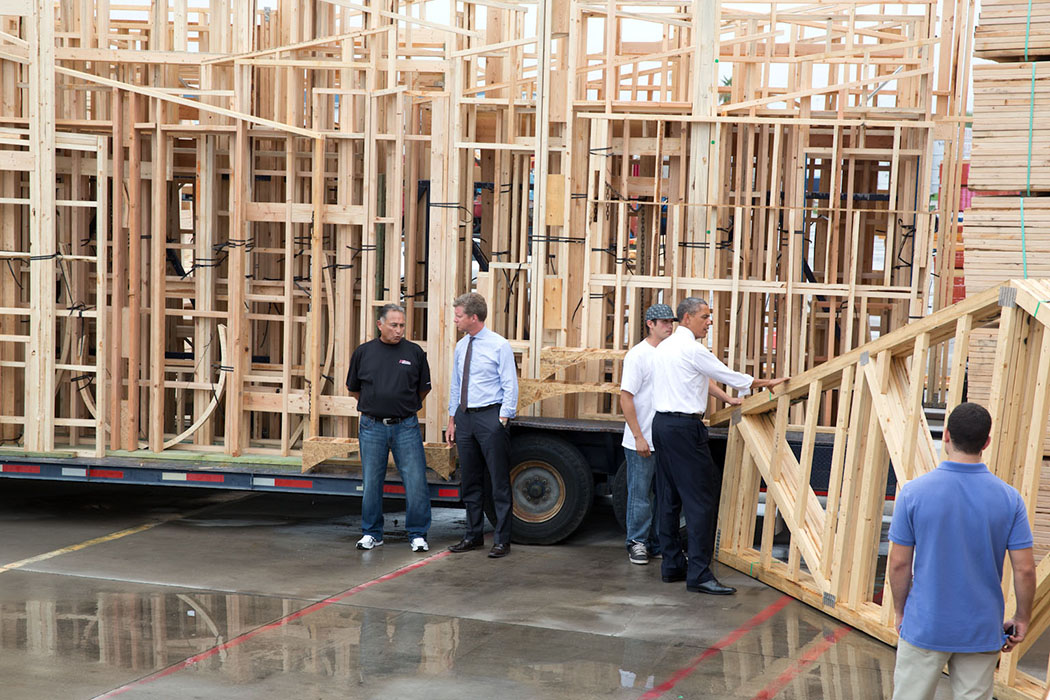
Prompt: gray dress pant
<box><xmin>455</xmin><ymin>405</ymin><xmax>512</xmax><ymax>544</ymax></box>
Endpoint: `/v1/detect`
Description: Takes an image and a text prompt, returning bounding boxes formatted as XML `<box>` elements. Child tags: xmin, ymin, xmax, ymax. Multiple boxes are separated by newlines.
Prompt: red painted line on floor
<box><xmin>2</xmin><ymin>464</ymin><xmax>41</xmax><ymax>474</ymax></box>
<box><xmin>93</xmin><ymin>549</ymin><xmax>452</xmax><ymax>699</ymax></box>
<box><xmin>89</xmin><ymin>469</ymin><xmax>124</xmax><ymax>479</ymax></box>
<box><xmin>186</xmin><ymin>473</ymin><xmax>225</xmax><ymax>483</ymax></box>
<box><xmin>638</xmin><ymin>594</ymin><xmax>793</xmax><ymax>700</ymax></box>
<box><xmin>750</xmin><ymin>624</ymin><xmax>852</xmax><ymax>700</ymax></box>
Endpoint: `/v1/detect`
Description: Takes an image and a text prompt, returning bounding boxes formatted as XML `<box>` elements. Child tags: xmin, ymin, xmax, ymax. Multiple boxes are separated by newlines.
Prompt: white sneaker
<box><xmin>410</xmin><ymin>537</ymin><xmax>429</xmax><ymax>552</ymax></box>
<box><xmin>356</xmin><ymin>535</ymin><xmax>383</xmax><ymax>550</ymax></box>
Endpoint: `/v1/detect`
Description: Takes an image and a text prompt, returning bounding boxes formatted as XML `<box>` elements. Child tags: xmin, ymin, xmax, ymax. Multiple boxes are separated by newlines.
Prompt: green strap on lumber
<box><xmin>1026</xmin><ymin>62</ymin><xmax>1036</xmax><ymax>200</ymax></box>
<box><xmin>1021</xmin><ymin>0</ymin><xmax>1035</xmax><ymax>278</ymax></box>
<box><xmin>1021</xmin><ymin>197</ymin><xmax>1028</xmax><ymax>279</ymax></box>
<box><xmin>1025</xmin><ymin>0</ymin><xmax>1034</xmax><ymax>61</ymax></box>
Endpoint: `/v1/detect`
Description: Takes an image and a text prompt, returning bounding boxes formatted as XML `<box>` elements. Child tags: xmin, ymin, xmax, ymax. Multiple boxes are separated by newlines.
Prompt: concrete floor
<box><xmin>0</xmin><ymin>481</ymin><xmax>924</xmax><ymax>699</ymax></box>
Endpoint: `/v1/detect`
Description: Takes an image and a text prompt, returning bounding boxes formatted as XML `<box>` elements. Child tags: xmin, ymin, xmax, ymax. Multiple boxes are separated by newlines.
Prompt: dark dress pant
<box><xmin>455</xmin><ymin>405</ymin><xmax>512</xmax><ymax>544</ymax></box>
<box><xmin>651</xmin><ymin>412</ymin><xmax>721</xmax><ymax>587</ymax></box>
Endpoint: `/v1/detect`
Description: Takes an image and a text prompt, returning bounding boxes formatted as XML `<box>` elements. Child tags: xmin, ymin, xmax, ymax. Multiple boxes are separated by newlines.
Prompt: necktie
<box><xmin>460</xmin><ymin>335</ymin><xmax>474</xmax><ymax>410</ymax></box>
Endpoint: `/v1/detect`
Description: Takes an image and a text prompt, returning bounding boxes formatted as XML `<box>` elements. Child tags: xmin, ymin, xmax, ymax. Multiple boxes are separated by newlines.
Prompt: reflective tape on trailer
<box><xmin>162</xmin><ymin>472</ymin><xmax>226</xmax><ymax>483</ymax></box>
<box><xmin>188</xmin><ymin>473</ymin><xmax>225</xmax><ymax>483</ymax></box>
<box><xmin>253</xmin><ymin>477</ymin><xmax>313</xmax><ymax>489</ymax></box>
<box><xmin>0</xmin><ymin>459</ymin><xmax>462</xmax><ymax>500</ymax></box>
<box><xmin>276</xmin><ymin>478</ymin><xmax>312</xmax><ymax>489</ymax></box>
<box><xmin>1</xmin><ymin>464</ymin><xmax>41</xmax><ymax>474</ymax></box>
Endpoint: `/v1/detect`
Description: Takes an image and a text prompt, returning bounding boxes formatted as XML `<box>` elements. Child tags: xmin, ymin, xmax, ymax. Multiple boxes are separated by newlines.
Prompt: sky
<box><xmin>245</xmin><ymin>0</ymin><xmax>979</xmax><ymax>111</ymax></box>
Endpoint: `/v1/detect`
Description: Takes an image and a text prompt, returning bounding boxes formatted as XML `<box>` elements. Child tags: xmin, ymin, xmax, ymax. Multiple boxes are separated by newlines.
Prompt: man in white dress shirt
<box><xmin>651</xmin><ymin>297</ymin><xmax>786</xmax><ymax>594</ymax></box>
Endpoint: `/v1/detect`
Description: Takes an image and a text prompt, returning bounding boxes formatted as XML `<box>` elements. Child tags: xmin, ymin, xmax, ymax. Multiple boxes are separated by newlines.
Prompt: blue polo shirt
<box><xmin>888</xmin><ymin>461</ymin><xmax>1032</xmax><ymax>652</ymax></box>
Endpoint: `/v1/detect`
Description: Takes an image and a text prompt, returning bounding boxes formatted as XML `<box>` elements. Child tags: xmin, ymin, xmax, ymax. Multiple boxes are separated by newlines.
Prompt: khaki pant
<box><xmin>892</xmin><ymin>638</ymin><xmax>999</xmax><ymax>700</ymax></box>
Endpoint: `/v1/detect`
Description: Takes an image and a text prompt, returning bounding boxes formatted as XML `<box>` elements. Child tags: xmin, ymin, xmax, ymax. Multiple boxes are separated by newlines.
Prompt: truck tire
<box><xmin>508</xmin><ymin>434</ymin><xmax>594</xmax><ymax>545</ymax></box>
<box><xmin>610</xmin><ymin>460</ymin><xmax>627</xmax><ymax>531</ymax></box>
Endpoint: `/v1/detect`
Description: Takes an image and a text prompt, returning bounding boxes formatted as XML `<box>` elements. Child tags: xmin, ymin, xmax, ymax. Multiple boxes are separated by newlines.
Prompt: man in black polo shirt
<box><xmin>347</xmin><ymin>303</ymin><xmax>433</xmax><ymax>553</ymax></box>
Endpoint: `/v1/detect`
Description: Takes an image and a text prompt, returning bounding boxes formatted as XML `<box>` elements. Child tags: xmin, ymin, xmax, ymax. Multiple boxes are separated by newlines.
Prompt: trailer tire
<box><xmin>610</xmin><ymin>460</ymin><xmax>627</xmax><ymax>531</ymax></box>
<box><xmin>508</xmin><ymin>435</ymin><xmax>594</xmax><ymax>545</ymax></box>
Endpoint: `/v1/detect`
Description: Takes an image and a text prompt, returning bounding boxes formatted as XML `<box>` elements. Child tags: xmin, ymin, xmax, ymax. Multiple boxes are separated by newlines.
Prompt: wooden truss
<box><xmin>713</xmin><ymin>278</ymin><xmax>1050</xmax><ymax>700</ymax></box>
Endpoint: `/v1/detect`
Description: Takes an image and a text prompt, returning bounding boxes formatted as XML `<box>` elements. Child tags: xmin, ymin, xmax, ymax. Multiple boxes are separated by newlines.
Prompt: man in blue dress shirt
<box><xmin>888</xmin><ymin>402</ymin><xmax>1036</xmax><ymax>699</ymax></box>
<box><xmin>445</xmin><ymin>293</ymin><xmax>519</xmax><ymax>558</ymax></box>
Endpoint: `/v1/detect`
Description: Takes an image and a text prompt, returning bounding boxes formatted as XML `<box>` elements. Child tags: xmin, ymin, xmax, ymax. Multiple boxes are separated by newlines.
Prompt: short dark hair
<box><xmin>453</xmin><ymin>292</ymin><xmax>488</xmax><ymax>322</ymax></box>
<box><xmin>676</xmin><ymin>297</ymin><xmax>709</xmax><ymax>323</ymax></box>
<box><xmin>946</xmin><ymin>402</ymin><xmax>992</xmax><ymax>455</ymax></box>
<box><xmin>377</xmin><ymin>303</ymin><xmax>405</xmax><ymax>322</ymax></box>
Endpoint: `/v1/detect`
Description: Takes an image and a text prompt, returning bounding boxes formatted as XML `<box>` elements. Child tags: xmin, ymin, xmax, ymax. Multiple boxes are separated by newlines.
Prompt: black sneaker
<box><xmin>628</xmin><ymin>541</ymin><xmax>649</xmax><ymax>565</ymax></box>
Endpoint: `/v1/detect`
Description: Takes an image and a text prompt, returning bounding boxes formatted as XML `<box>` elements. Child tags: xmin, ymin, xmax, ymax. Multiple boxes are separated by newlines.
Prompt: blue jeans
<box><xmin>358</xmin><ymin>414</ymin><xmax>432</xmax><ymax>539</ymax></box>
<box><xmin>624</xmin><ymin>447</ymin><xmax>659</xmax><ymax>550</ymax></box>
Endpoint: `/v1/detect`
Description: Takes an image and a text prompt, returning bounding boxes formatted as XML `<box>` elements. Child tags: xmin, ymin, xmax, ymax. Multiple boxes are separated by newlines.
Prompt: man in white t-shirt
<box><xmin>620</xmin><ymin>304</ymin><xmax>676</xmax><ymax>565</ymax></box>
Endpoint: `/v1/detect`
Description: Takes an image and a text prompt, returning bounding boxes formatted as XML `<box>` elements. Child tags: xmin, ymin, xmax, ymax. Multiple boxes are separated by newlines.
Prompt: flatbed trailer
<box><xmin>0</xmin><ymin>453</ymin><xmax>464</xmax><ymax>501</ymax></box>
<box><xmin>0</xmin><ymin>417</ymin><xmax>628</xmax><ymax>544</ymax></box>
<box><xmin>1</xmin><ymin>416</ymin><xmax>869</xmax><ymax>546</ymax></box>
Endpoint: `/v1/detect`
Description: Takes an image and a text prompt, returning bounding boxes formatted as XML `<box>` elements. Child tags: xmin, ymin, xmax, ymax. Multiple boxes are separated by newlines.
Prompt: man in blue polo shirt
<box><xmin>888</xmin><ymin>402</ymin><xmax>1036</xmax><ymax>700</ymax></box>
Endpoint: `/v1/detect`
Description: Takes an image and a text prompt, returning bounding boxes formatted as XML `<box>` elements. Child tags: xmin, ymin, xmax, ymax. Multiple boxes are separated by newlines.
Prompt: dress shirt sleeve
<box><xmin>498</xmin><ymin>339</ymin><xmax>519</xmax><ymax>418</ymax></box>
<box><xmin>693</xmin><ymin>345</ymin><xmax>754</xmax><ymax>392</ymax></box>
<box><xmin>448</xmin><ymin>341</ymin><xmax>462</xmax><ymax>415</ymax></box>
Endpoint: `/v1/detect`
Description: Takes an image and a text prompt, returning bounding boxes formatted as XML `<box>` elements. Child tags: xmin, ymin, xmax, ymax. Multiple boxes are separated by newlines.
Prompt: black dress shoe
<box><xmin>661</xmin><ymin>571</ymin><xmax>686</xmax><ymax>583</ymax></box>
<box><xmin>687</xmin><ymin>579</ymin><xmax>737</xmax><ymax>595</ymax></box>
<box><xmin>488</xmin><ymin>543</ymin><xmax>511</xmax><ymax>558</ymax></box>
<box><xmin>448</xmin><ymin>537</ymin><xmax>484</xmax><ymax>553</ymax></box>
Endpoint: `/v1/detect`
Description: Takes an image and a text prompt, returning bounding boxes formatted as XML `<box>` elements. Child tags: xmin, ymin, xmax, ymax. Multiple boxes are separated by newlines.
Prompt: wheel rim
<box><xmin>510</xmin><ymin>460</ymin><xmax>566</xmax><ymax>523</ymax></box>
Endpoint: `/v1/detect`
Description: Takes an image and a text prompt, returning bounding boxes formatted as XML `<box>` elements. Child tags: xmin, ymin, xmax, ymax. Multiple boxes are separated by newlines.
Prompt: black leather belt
<box><xmin>365</xmin><ymin>414</ymin><xmax>410</xmax><ymax>425</ymax></box>
<box><xmin>659</xmin><ymin>411</ymin><xmax>705</xmax><ymax>420</ymax></box>
<box><xmin>466</xmin><ymin>403</ymin><xmax>501</xmax><ymax>413</ymax></box>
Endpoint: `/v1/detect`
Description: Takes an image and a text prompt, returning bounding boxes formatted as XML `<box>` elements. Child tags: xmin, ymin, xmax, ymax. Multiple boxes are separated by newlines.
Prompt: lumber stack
<box><xmin>0</xmin><ymin>1</ymin><xmax>971</xmax><ymax>460</ymax></box>
<box><xmin>962</xmin><ymin>328</ymin><xmax>999</xmax><ymax>410</ymax></box>
<box><xmin>966</xmin><ymin>0</ymin><xmax>1050</xmax><ymax>450</ymax></box>
<box><xmin>970</xmin><ymin>64</ymin><xmax>1050</xmax><ymax>191</ymax></box>
<box><xmin>975</xmin><ymin>0</ymin><xmax>1050</xmax><ymax>59</ymax></box>
<box><xmin>962</xmin><ymin>197</ymin><xmax>1050</xmax><ymax>294</ymax></box>
<box><xmin>1035</xmin><ymin>461</ymin><xmax>1050</xmax><ymax>557</ymax></box>
<box><xmin>963</xmin><ymin>323</ymin><xmax>1050</xmax><ymax>459</ymax></box>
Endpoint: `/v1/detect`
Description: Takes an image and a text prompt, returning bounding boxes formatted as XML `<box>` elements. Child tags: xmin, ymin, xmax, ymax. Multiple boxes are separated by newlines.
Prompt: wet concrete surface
<box><xmin>0</xmin><ymin>481</ymin><xmax>961</xmax><ymax>699</ymax></box>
